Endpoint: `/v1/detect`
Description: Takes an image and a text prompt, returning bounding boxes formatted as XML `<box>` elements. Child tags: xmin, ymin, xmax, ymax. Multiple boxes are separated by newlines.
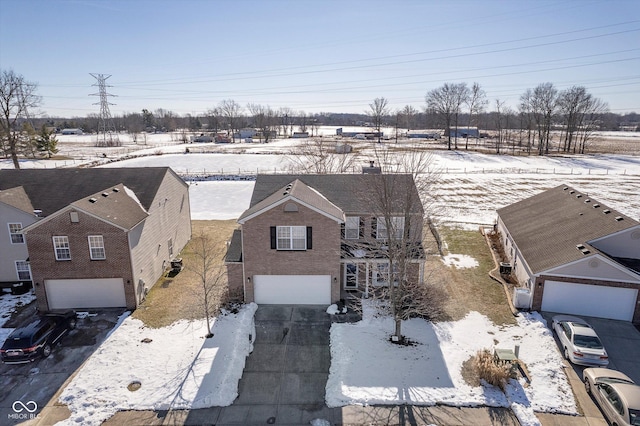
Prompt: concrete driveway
<box><xmin>0</xmin><ymin>307</ymin><xmax>124</xmax><ymax>425</ymax></box>
<box><xmin>539</xmin><ymin>312</ymin><xmax>640</xmax><ymax>426</ymax></box>
<box><xmin>146</xmin><ymin>304</ymin><xmax>518</xmax><ymax>426</ymax></box>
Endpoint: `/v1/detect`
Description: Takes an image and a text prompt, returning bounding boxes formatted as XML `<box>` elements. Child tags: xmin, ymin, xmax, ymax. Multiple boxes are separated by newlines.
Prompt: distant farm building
<box><xmin>61</xmin><ymin>128</ymin><xmax>83</xmax><ymax>135</ymax></box>
<box><xmin>336</xmin><ymin>128</ymin><xmax>382</xmax><ymax>139</ymax></box>
<box><xmin>446</xmin><ymin>127</ymin><xmax>479</xmax><ymax>138</ymax></box>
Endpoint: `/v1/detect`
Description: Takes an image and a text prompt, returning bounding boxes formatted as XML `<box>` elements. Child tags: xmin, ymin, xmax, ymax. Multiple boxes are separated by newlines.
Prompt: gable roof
<box><xmin>23</xmin><ymin>183</ymin><xmax>149</xmax><ymax>232</ymax></box>
<box><xmin>0</xmin><ymin>167</ymin><xmax>182</xmax><ymax>216</ymax></box>
<box><xmin>238</xmin><ymin>178</ymin><xmax>344</xmax><ymax>223</ymax></box>
<box><xmin>248</xmin><ymin>174</ymin><xmax>423</xmax><ymax>216</ymax></box>
<box><xmin>0</xmin><ymin>186</ymin><xmax>34</xmax><ymax>214</ymax></box>
<box><xmin>497</xmin><ymin>184</ymin><xmax>639</xmax><ymax>274</ymax></box>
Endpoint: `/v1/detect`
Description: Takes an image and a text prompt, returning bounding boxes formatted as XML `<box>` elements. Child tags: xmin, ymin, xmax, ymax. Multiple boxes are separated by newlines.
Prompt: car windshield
<box><xmin>573</xmin><ymin>334</ymin><xmax>603</xmax><ymax>349</ymax></box>
<box><xmin>599</xmin><ymin>377</ymin><xmax>634</xmax><ymax>385</ymax></box>
<box><xmin>630</xmin><ymin>408</ymin><xmax>640</xmax><ymax>426</ymax></box>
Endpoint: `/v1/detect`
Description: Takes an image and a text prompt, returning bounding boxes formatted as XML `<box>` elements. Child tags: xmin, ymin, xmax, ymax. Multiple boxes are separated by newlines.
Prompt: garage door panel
<box><xmin>254</xmin><ymin>275</ymin><xmax>330</xmax><ymax>305</ymax></box>
<box><xmin>45</xmin><ymin>278</ymin><xmax>126</xmax><ymax>309</ymax></box>
<box><xmin>542</xmin><ymin>280</ymin><xmax>637</xmax><ymax>321</ymax></box>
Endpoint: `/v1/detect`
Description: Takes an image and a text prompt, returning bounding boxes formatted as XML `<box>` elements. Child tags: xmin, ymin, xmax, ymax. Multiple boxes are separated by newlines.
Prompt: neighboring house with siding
<box><xmin>0</xmin><ymin>187</ymin><xmax>38</xmax><ymax>292</ymax></box>
<box><xmin>0</xmin><ymin>167</ymin><xmax>191</xmax><ymax>311</ymax></box>
<box><xmin>496</xmin><ymin>184</ymin><xmax>640</xmax><ymax>323</ymax></box>
<box><xmin>225</xmin><ymin>174</ymin><xmax>426</xmax><ymax>305</ymax></box>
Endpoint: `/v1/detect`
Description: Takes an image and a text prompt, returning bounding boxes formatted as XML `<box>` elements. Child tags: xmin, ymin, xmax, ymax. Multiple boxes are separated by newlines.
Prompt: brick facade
<box><xmin>27</xmin><ymin>209</ymin><xmax>134</xmax><ymax>310</ymax></box>
<box><xmin>242</xmin><ymin>201</ymin><xmax>341</xmax><ymax>303</ymax></box>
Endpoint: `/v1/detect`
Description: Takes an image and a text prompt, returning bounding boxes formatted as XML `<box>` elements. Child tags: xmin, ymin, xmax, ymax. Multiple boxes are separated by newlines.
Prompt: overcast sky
<box><xmin>1</xmin><ymin>0</ymin><xmax>639</xmax><ymax>118</ymax></box>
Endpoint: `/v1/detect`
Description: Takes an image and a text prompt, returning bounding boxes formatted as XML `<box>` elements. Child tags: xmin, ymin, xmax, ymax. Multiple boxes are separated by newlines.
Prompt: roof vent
<box><xmin>576</xmin><ymin>244</ymin><xmax>585</xmax><ymax>250</ymax></box>
<box><xmin>89</xmin><ymin>198</ymin><xmax>97</xmax><ymax>203</ymax></box>
<box><xmin>603</xmin><ymin>209</ymin><xmax>611</xmax><ymax>214</ymax></box>
<box><xmin>563</xmin><ymin>187</ymin><xmax>569</xmax><ymax>191</ymax></box>
<box><xmin>33</xmin><ymin>209</ymin><xmax>42</xmax><ymax>217</ymax></box>
<box><xmin>593</xmin><ymin>204</ymin><xmax>600</xmax><ymax>208</ymax></box>
<box><xmin>101</xmin><ymin>192</ymin><xmax>109</xmax><ymax>197</ymax></box>
<box><xmin>584</xmin><ymin>199</ymin><xmax>591</xmax><ymax>204</ymax></box>
<box><xmin>112</xmin><ymin>187</ymin><xmax>120</xmax><ymax>192</ymax></box>
<box><xmin>569</xmin><ymin>190</ymin><xmax>575</xmax><ymax>194</ymax></box>
<box><xmin>615</xmin><ymin>216</ymin><xmax>624</xmax><ymax>221</ymax></box>
<box><xmin>581</xmin><ymin>249</ymin><xmax>591</xmax><ymax>255</ymax></box>
<box><xmin>283</xmin><ymin>191</ymin><xmax>289</xmax><ymax>196</ymax></box>
<box><xmin>576</xmin><ymin>194</ymin><xmax>582</xmax><ymax>198</ymax></box>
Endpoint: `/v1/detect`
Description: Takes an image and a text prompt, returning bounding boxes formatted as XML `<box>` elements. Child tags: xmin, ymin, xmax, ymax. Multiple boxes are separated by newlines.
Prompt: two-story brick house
<box><xmin>225</xmin><ymin>174</ymin><xmax>426</xmax><ymax>305</ymax></box>
<box><xmin>0</xmin><ymin>167</ymin><xmax>191</xmax><ymax>311</ymax></box>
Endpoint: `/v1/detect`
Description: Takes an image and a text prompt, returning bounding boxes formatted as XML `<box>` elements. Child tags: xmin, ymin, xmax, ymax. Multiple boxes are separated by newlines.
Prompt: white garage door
<box><xmin>542</xmin><ymin>280</ymin><xmax>637</xmax><ymax>321</ymax></box>
<box><xmin>45</xmin><ymin>278</ymin><xmax>127</xmax><ymax>310</ymax></box>
<box><xmin>253</xmin><ymin>275</ymin><xmax>331</xmax><ymax>305</ymax></box>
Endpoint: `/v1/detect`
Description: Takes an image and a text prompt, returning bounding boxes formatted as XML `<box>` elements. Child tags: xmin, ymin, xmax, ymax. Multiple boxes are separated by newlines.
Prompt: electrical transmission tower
<box><xmin>90</xmin><ymin>73</ymin><xmax>120</xmax><ymax>147</ymax></box>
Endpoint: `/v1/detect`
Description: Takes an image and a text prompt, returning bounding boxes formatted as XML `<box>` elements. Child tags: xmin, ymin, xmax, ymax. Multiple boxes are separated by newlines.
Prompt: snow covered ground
<box><xmin>1</xmin><ymin>132</ymin><xmax>638</xmax><ymax>425</ymax></box>
<box><xmin>327</xmin><ymin>302</ymin><xmax>576</xmax><ymax>425</ymax></box>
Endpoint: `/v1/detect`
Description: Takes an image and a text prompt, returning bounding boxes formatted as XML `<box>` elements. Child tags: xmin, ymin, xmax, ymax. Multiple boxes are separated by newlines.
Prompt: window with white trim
<box><xmin>345</xmin><ymin>216</ymin><xmax>360</xmax><ymax>239</ymax></box>
<box><xmin>374</xmin><ymin>262</ymin><xmax>400</xmax><ymax>286</ymax></box>
<box><xmin>53</xmin><ymin>236</ymin><xmax>71</xmax><ymax>260</ymax></box>
<box><xmin>15</xmin><ymin>261</ymin><xmax>31</xmax><ymax>280</ymax></box>
<box><xmin>168</xmin><ymin>238</ymin><xmax>174</xmax><ymax>257</ymax></box>
<box><xmin>376</xmin><ymin>216</ymin><xmax>405</xmax><ymax>240</ymax></box>
<box><xmin>277</xmin><ymin>226</ymin><xmax>307</xmax><ymax>250</ymax></box>
<box><xmin>88</xmin><ymin>235</ymin><xmax>106</xmax><ymax>260</ymax></box>
<box><xmin>8</xmin><ymin>223</ymin><xmax>24</xmax><ymax>244</ymax></box>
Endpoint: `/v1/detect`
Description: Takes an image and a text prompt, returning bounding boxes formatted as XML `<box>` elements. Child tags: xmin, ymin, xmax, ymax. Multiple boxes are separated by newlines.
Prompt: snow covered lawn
<box><xmin>57</xmin><ymin>303</ymin><xmax>257</xmax><ymax>426</ymax></box>
<box><xmin>326</xmin><ymin>303</ymin><xmax>577</xmax><ymax>425</ymax></box>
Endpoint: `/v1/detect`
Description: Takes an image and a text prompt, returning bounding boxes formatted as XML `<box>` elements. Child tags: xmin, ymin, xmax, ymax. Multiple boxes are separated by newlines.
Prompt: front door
<box><xmin>345</xmin><ymin>263</ymin><xmax>358</xmax><ymax>289</ymax></box>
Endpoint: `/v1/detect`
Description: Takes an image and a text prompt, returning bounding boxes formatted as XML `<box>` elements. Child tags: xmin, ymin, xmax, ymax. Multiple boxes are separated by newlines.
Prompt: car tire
<box><xmin>584</xmin><ymin>378</ymin><xmax>591</xmax><ymax>394</ymax></box>
<box><xmin>42</xmin><ymin>344</ymin><xmax>52</xmax><ymax>358</ymax></box>
<box><xmin>564</xmin><ymin>348</ymin><xmax>570</xmax><ymax>360</ymax></box>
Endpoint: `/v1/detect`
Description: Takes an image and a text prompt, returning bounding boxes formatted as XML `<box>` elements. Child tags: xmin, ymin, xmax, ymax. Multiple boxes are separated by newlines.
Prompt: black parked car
<box><xmin>1</xmin><ymin>311</ymin><xmax>76</xmax><ymax>364</ymax></box>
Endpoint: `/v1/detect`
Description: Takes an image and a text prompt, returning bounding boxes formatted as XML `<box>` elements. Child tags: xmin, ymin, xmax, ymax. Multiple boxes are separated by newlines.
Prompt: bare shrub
<box><xmin>473</xmin><ymin>349</ymin><xmax>512</xmax><ymax>392</ymax></box>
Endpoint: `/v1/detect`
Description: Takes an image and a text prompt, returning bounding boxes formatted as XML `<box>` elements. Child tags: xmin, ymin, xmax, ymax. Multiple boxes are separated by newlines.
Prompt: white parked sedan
<box><xmin>551</xmin><ymin>315</ymin><xmax>609</xmax><ymax>367</ymax></box>
<box><xmin>583</xmin><ymin>368</ymin><xmax>640</xmax><ymax>426</ymax></box>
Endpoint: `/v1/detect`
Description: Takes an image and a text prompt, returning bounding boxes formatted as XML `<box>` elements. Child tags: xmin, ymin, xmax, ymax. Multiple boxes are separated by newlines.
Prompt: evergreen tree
<box><xmin>36</xmin><ymin>124</ymin><xmax>58</xmax><ymax>158</ymax></box>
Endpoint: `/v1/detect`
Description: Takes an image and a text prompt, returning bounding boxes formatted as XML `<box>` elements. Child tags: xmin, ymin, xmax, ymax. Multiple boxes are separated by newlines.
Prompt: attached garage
<box><xmin>253</xmin><ymin>275</ymin><xmax>331</xmax><ymax>305</ymax></box>
<box><xmin>45</xmin><ymin>278</ymin><xmax>127</xmax><ymax>310</ymax></box>
<box><xmin>541</xmin><ymin>280</ymin><xmax>638</xmax><ymax>321</ymax></box>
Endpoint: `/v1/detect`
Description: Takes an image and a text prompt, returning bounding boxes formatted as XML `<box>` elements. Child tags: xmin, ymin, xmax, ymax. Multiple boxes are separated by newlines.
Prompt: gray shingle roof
<box><xmin>248</xmin><ymin>174</ymin><xmax>423</xmax><ymax>216</ymax></box>
<box><xmin>497</xmin><ymin>184</ymin><xmax>639</xmax><ymax>274</ymax></box>
<box><xmin>238</xmin><ymin>178</ymin><xmax>344</xmax><ymax>223</ymax></box>
<box><xmin>0</xmin><ymin>186</ymin><xmax>34</xmax><ymax>214</ymax></box>
<box><xmin>69</xmin><ymin>183</ymin><xmax>149</xmax><ymax>230</ymax></box>
<box><xmin>0</xmin><ymin>167</ymin><xmax>181</xmax><ymax>216</ymax></box>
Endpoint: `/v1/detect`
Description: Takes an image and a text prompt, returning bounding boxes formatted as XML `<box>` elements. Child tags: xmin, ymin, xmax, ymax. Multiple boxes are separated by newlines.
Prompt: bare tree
<box><xmin>557</xmin><ymin>86</ymin><xmax>608</xmax><ymax>154</ymax></box>
<box><xmin>0</xmin><ymin>69</ymin><xmax>41</xmax><ymax>168</ymax></box>
<box><xmin>368</xmin><ymin>97</ymin><xmax>389</xmax><ymax>143</ymax></box>
<box><xmin>465</xmin><ymin>82</ymin><xmax>487</xmax><ymax>149</ymax></box>
<box><xmin>278</xmin><ymin>107</ymin><xmax>294</xmax><ymax>137</ymax></box>
<box><xmin>218</xmin><ymin>99</ymin><xmax>243</xmax><ymax>143</ymax></box>
<box><xmin>426</xmin><ymin>83</ymin><xmax>468</xmax><ymax>150</ymax></box>
<box><xmin>247</xmin><ymin>103</ymin><xmax>276</xmax><ymax>143</ymax></box>
<box><xmin>354</xmin><ymin>147</ymin><xmax>446</xmax><ymax>341</ymax></box>
<box><xmin>522</xmin><ymin>83</ymin><xmax>558</xmax><ymax>155</ymax></box>
<box><xmin>297</xmin><ymin>110</ymin><xmax>308</xmax><ymax>133</ymax></box>
<box><xmin>287</xmin><ymin>138</ymin><xmax>357</xmax><ymax>174</ymax></box>
<box><xmin>399</xmin><ymin>105</ymin><xmax>418</xmax><ymax>133</ymax></box>
<box><xmin>184</xmin><ymin>231</ymin><xmax>228</xmax><ymax>338</ymax></box>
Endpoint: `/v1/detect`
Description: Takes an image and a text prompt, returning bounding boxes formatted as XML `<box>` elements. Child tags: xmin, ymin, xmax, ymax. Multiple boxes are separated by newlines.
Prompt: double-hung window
<box><xmin>276</xmin><ymin>226</ymin><xmax>307</xmax><ymax>250</ymax></box>
<box><xmin>15</xmin><ymin>261</ymin><xmax>31</xmax><ymax>280</ymax></box>
<box><xmin>344</xmin><ymin>217</ymin><xmax>360</xmax><ymax>240</ymax></box>
<box><xmin>53</xmin><ymin>236</ymin><xmax>71</xmax><ymax>260</ymax></box>
<box><xmin>8</xmin><ymin>223</ymin><xmax>24</xmax><ymax>244</ymax></box>
<box><xmin>88</xmin><ymin>235</ymin><xmax>106</xmax><ymax>260</ymax></box>
<box><xmin>376</xmin><ymin>216</ymin><xmax>405</xmax><ymax>240</ymax></box>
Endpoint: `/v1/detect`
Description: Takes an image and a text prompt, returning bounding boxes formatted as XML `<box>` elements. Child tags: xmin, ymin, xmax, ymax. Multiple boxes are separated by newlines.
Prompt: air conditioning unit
<box><xmin>500</xmin><ymin>262</ymin><xmax>512</xmax><ymax>274</ymax></box>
